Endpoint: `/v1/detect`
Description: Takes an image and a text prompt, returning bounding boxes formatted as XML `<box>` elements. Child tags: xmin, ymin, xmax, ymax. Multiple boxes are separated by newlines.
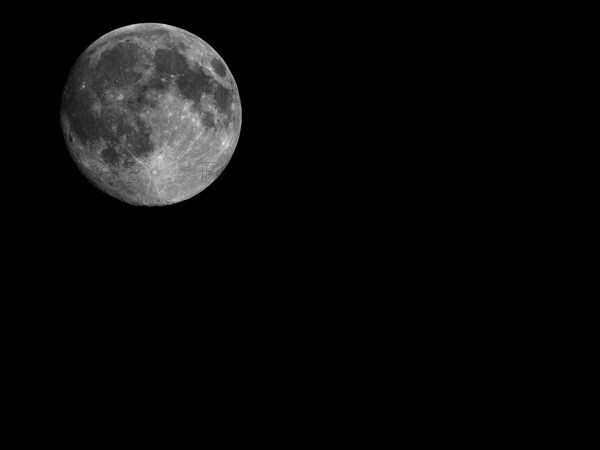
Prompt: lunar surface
<box><xmin>60</xmin><ymin>23</ymin><xmax>241</xmax><ymax>205</ymax></box>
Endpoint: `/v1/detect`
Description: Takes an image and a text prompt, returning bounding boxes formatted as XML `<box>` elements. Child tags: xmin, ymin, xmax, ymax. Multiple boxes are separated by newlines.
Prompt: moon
<box><xmin>60</xmin><ymin>23</ymin><xmax>241</xmax><ymax>205</ymax></box>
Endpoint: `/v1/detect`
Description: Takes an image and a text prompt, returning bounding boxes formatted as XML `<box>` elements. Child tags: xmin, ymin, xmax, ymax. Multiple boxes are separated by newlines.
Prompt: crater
<box><xmin>210</xmin><ymin>57</ymin><xmax>227</xmax><ymax>78</ymax></box>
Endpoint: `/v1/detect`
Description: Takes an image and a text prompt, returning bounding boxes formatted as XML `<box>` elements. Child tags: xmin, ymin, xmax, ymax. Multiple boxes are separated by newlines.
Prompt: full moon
<box><xmin>60</xmin><ymin>23</ymin><xmax>241</xmax><ymax>205</ymax></box>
